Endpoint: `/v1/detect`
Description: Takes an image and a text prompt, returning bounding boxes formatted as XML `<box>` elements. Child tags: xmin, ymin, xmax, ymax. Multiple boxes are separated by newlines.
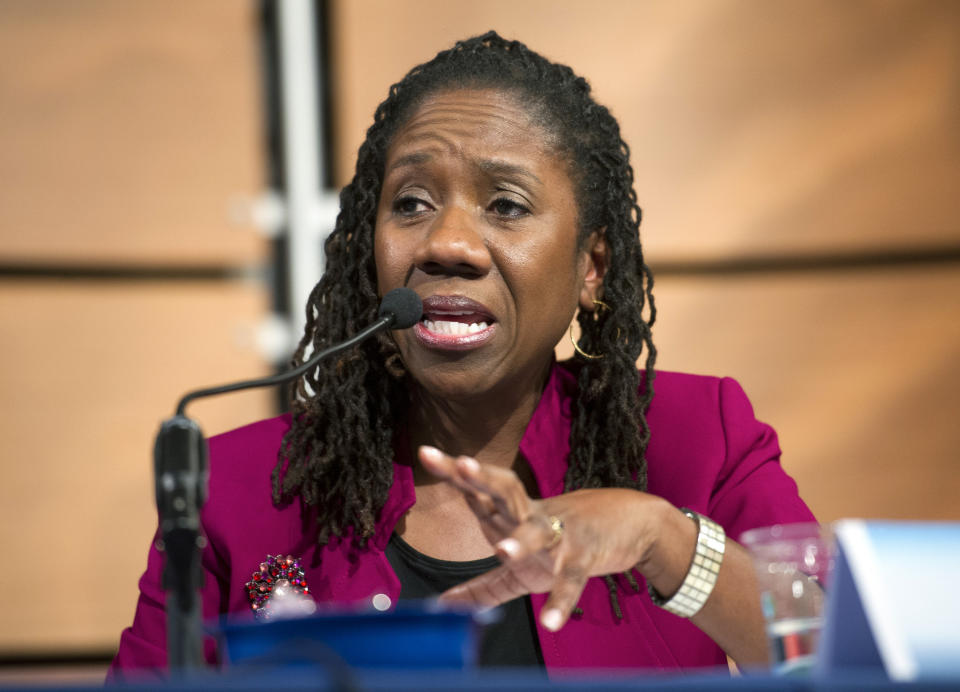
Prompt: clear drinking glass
<box><xmin>740</xmin><ymin>523</ymin><xmax>834</xmax><ymax>675</ymax></box>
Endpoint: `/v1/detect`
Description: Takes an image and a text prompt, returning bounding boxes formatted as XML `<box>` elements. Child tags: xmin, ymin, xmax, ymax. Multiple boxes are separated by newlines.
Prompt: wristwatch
<box><xmin>648</xmin><ymin>508</ymin><xmax>725</xmax><ymax>618</ymax></box>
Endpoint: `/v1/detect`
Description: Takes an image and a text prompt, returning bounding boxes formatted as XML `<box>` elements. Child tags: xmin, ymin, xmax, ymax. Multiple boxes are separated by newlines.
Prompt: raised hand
<box><xmin>417</xmin><ymin>445</ymin><xmax>676</xmax><ymax>632</ymax></box>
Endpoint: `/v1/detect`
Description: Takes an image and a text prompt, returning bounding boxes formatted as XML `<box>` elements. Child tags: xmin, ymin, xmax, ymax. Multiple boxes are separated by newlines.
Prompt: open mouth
<box><xmin>422</xmin><ymin>316</ymin><xmax>491</xmax><ymax>335</ymax></box>
<box><xmin>414</xmin><ymin>295</ymin><xmax>497</xmax><ymax>349</ymax></box>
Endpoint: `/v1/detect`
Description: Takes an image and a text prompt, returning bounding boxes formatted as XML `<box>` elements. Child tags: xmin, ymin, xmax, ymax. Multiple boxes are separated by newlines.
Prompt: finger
<box><xmin>464</xmin><ymin>493</ymin><xmax>516</xmax><ymax>538</ymax></box>
<box><xmin>420</xmin><ymin>445</ymin><xmax>533</xmax><ymax>524</ymax></box>
<box><xmin>418</xmin><ymin>447</ymin><xmax>502</xmax><ymax>506</ymax></box>
<box><xmin>418</xmin><ymin>445</ymin><xmax>459</xmax><ymax>479</ymax></box>
<box><xmin>419</xmin><ymin>447</ymin><xmax>485</xmax><ymax>496</ymax></box>
<box><xmin>494</xmin><ymin>515</ymin><xmax>559</xmax><ymax>565</ymax></box>
<box><xmin>438</xmin><ymin>565</ymin><xmax>529</xmax><ymax>609</ymax></box>
<box><xmin>538</xmin><ymin>562</ymin><xmax>589</xmax><ymax>632</ymax></box>
<box><xmin>454</xmin><ymin>458</ymin><xmax>533</xmax><ymax>523</ymax></box>
<box><xmin>418</xmin><ymin>447</ymin><xmax>518</xmax><ymax>541</ymax></box>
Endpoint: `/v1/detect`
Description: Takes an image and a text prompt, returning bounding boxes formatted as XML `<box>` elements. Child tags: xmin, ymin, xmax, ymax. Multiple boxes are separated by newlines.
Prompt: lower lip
<box><xmin>412</xmin><ymin>321</ymin><xmax>497</xmax><ymax>351</ymax></box>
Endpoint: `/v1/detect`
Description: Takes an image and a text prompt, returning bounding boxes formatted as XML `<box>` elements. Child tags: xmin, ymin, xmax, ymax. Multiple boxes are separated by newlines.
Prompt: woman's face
<box><xmin>375</xmin><ymin>88</ymin><xmax>601</xmax><ymax>401</ymax></box>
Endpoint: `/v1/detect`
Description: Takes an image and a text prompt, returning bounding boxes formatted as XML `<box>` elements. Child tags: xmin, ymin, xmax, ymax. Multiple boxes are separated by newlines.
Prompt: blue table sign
<box><xmin>818</xmin><ymin>520</ymin><xmax>960</xmax><ymax>681</ymax></box>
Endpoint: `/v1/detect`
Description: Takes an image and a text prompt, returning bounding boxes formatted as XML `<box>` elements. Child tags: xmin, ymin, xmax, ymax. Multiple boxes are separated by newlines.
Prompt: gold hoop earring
<box><xmin>569</xmin><ymin>325</ymin><xmax>603</xmax><ymax>359</ymax></box>
<box><xmin>569</xmin><ymin>299</ymin><xmax>610</xmax><ymax>360</ymax></box>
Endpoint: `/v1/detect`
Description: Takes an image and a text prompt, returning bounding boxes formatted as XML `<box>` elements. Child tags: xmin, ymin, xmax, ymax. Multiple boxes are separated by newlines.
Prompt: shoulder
<box><xmin>643</xmin><ymin>370</ymin><xmax>756</xmax><ymax>459</ymax></box>
<box><xmin>207</xmin><ymin>413</ymin><xmax>292</xmax><ymax>464</ymax></box>
<box><xmin>647</xmin><ymin>369</ymin><xmax>729</xmax><ymax>407</ymax></box>
<box><xmin>644</xmin><ymin>370</ymin><xmax>769</xmax><ymax>470</ymax></box>
<box><xmin>204</xmin><ymin>414</ymin><xmax>293</xmax><ymax>516</ymax></box>
<box><xmin>634</xmin><ymin>370</ymin><xmax>775</xmax><ymax>511</ymax></box>
<box><xmin>553</xmin><ymin>360</ymin><xmax>758</xmax><ymax>462</ymax></box>
<box><xmin>555</xmin><ymin>359</ymin><xmax>745</xmax><ymax>419</ymax></box>
<box><xmin>208</xmin><ymin>413</ymin><xmax>291</xmax><ymax>447</ymax></box>
<box><xmin>647</xmin><ymin>370</ymin><xmax>757</xmax><ymax>424</ymax></box>
<box><xmin>555</xmin><ymin>361</ymin><xmax>812</xmax><ymax>532</ymax></box>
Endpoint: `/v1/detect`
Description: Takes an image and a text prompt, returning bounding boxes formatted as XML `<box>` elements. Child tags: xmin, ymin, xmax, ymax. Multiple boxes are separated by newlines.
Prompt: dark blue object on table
<box><xmin>217</xmin><ymin>605</ymin><xmax>478</xmax><ymax>671</ymax></box>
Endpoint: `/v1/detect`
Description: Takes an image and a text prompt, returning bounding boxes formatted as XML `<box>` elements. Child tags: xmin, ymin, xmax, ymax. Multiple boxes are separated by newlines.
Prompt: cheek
<box><xmin>508</xmin><ymin>236</ymin><xmax>582</xmax><ymax>322</ymax></box>
<box><xmin>538</xmin><ymin>225</ymin><xmax>584</xmax><ymax>298</ymax></box>
<box><xmin>373</xmin><ymin>226</ymin><xmax>402</xmax><ymax>292</ymax></box>
<box><xmin>373</xmin><ymin>233</ymin><xmax>387</xmax><ymax>288</ymax></box>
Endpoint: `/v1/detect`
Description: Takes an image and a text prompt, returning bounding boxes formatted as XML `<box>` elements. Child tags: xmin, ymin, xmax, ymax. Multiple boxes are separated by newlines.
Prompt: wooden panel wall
<box><xmin>0</xmin><ymin>281</ymin><xmax>273</xmax><ymax>651</ymax></box>
<box><xmin>0</xmin><ymin>0</ymin><xmax>272</xmax><ymax>656</ymax></box>
<box><xmin>0</xmin><ymin>0</ymin><xmax>265</xmax><ymax>265</ymax></box>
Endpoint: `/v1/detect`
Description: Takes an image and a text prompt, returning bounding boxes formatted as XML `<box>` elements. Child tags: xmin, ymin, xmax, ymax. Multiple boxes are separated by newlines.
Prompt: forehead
<box><xmin>385</xmin><ymin>89</ymin><xmax>559</xmax><ymax>164</ymax></box>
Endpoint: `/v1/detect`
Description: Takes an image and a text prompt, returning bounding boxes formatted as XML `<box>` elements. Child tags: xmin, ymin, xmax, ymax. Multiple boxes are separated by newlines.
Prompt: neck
<box><xmin>408</xmin><ymin>358</ymin><xmax>554</xmax><ymax>469</ymax></box>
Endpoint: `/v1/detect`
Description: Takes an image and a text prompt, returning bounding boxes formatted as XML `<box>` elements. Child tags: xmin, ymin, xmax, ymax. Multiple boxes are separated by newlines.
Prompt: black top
<box><xmin>385</xmin><ymin>533</ymin><xmax>544</xmax><ymax>667</ymax></box>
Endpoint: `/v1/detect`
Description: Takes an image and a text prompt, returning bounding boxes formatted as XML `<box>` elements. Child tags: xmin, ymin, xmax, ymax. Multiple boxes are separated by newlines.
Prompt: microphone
<box><xmin>154</xmin><ymin>287</ymin><xmax>421</xmax><ymax>671</ymax></box>
<box><xmin>175</xmin><ymin>287</ymin><xmax>422</xmax><ymax>415</ymax></box>
<box><xmin>379</xmin><ymin>285</ymin><xmax>423</xmax><ymax>330</ymax></box>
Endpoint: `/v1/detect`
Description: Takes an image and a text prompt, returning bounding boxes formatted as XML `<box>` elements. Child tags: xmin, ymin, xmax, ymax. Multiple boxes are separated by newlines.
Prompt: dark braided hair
<box><xmin>273</xmin><ymin>34</ymin><xmax>657</xmax><ymax>587</ymax></box>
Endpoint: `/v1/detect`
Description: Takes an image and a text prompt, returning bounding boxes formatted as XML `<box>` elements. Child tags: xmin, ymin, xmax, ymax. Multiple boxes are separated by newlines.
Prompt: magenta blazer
<box><xmin>110</xmin><ymin>362</ymin><xmax>814</xmax><ymax>678</ymax></box>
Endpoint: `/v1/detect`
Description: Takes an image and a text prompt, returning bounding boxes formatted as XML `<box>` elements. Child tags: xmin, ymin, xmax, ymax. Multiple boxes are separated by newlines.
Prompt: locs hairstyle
<box><xmin>274</xmin><ymin>32</ymin><xmax>657</xmax><ymax>549</ymax></box>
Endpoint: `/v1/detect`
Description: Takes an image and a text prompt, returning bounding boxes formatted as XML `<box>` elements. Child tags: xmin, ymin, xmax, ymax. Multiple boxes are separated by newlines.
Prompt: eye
<box><xmin>392</xmin><ymin>195</ymin><xmax>432</xmax><ymax>216</ymax></box>
<box><xmin>490</xmin><ymin>197</ymin><xmax>530</xmax><ymax>219</ymax></box>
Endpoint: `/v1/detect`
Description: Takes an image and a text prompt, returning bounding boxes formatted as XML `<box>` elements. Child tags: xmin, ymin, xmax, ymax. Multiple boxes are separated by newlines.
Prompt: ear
<box><xmin>578</xmin><ymin>230</ymin><xmax>608</xmax><ymax>311</ymax></box>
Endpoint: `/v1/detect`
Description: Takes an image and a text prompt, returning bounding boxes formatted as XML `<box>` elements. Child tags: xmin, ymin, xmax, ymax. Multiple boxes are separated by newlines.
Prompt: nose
<box><xmin>413</xmin><ymin>205</ymin><xmax>492</xmax><ymax>278</ymax></box>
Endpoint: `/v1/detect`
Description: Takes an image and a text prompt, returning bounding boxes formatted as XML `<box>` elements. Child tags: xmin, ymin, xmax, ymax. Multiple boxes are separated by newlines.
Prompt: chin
<box><xmin>412</xmin><ymin>368</ymin><xmax>498</xmax><ymax>402</ymax></box>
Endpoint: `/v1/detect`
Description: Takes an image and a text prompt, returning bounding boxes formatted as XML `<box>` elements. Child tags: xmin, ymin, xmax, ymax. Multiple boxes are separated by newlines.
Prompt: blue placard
<box><xmin>216</xmin><ymin>603</ymin><xmax>482</xmax><ymax>671</ymax></box>
<box><xmin>818</xmin><ymin>520</ymin><xmax>960</xmax><ymax>681</ymax></box>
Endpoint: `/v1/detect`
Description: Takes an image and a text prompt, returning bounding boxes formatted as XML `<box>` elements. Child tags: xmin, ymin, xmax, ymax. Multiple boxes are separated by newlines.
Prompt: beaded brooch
<box><xmin>245</xmin><ymin>554</ymin><xmax>311</xmax><ymax>620</ymax></box>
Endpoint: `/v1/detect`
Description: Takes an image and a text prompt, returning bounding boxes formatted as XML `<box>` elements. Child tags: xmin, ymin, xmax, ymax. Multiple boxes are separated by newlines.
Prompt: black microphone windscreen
<box><xmin>378</xmin><ymin>288</ymin><xmax>423</xmax><ymax>329</ymax></box>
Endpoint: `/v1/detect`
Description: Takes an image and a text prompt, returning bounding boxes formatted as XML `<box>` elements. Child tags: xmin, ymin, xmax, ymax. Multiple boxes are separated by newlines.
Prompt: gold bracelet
<box><xmin>648</xmin><ymin>508</ymin><xmax>725</xmax><ymax>618</ymax></box>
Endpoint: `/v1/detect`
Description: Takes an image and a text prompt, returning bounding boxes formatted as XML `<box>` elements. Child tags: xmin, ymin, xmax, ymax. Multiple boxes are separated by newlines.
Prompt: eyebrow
<box><xmin>386</xmin><ymin>152</ymin><xmax>432</xmax><ymax>173</ymax></box>
<box><xmin>477</xmin><ymin>160</ymin><xmax>543</xmax><ymax>186</ymax></box>
<box><xmin>385</xmin><ymin>152</ymin><xmax>543</xmax><ymax>186</ymax></box>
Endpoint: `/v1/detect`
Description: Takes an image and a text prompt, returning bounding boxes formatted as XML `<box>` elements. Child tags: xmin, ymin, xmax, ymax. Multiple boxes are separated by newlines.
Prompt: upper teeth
<box><xmin>423</xmin><ymin>319</ymin><xmax>489</xmax><ymax>335</ymax></box>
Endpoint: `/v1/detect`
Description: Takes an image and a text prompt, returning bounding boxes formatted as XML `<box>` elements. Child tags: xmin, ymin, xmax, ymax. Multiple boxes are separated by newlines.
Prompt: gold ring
<box><xmin>545</xmin><ymin>515</ymin><xmax>564</xmax><ymax>549</ymax></box>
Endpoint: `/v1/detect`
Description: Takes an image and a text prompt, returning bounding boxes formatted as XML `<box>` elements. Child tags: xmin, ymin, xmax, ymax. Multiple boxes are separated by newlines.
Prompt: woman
<box><xmin>112</xmin><ymin>32</ymin><xmax>813</xmax><ymax>674</ymax></box>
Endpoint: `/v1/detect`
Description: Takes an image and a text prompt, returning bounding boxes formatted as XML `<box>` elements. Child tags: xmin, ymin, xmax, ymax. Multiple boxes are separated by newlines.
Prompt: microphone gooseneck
<box><xmin>174</xmin><ymin>288</ymin><xmax>422</xmax><ymax>416</ymax></box>
<box><xmin>158</xmin><ymin>287</ymin><xmax>421</xmax><ymax>672</ymax></box>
